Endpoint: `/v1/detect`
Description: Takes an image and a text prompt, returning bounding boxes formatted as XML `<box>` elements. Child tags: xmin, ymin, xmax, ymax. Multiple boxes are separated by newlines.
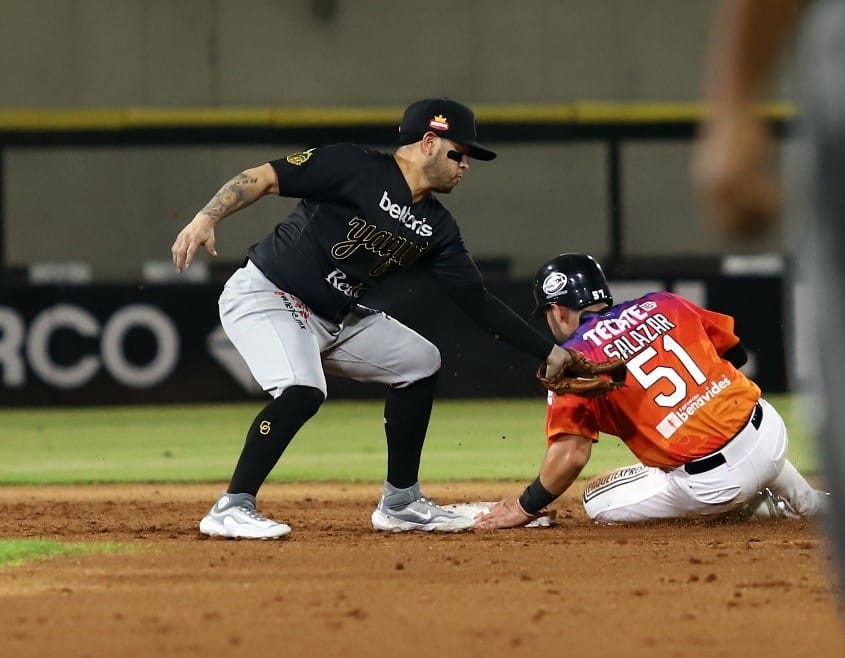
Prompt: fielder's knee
<box><xmin>274</xmin><ymin>385</ymin><xmax>325</xmax><ymax>419</ymax></box>
<box><xmin>396</xmin><ymin>338</ymin><xmax>440</xmax><ymax>386</ymax></box>
<box><xmin>416</xmin><ymin>339</ymin><xmax>441</xmax><ymax>379</ymax></box>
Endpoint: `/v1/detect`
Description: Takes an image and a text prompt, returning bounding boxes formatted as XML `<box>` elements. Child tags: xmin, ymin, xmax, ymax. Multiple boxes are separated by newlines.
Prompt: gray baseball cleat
<box><xmin>372</xmin><ymin>483</ymin><xmax>474</xmax><ymax>533</ymax></box>
<box><xmin>199</xmin><ymin>492</ymin><xmax>291</xmax><ymax>539</ymax></box>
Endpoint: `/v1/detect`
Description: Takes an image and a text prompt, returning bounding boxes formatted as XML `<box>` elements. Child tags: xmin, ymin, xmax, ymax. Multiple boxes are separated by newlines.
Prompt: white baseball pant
<box><xmin>582</xmin><ymin>398</ymin><xmax>820</xmax><ymax>522</ymax></box>
<box><xmin>218</xmin><ymin>260</ymin><xmax>440</xmax><ymax>398</ymax></box>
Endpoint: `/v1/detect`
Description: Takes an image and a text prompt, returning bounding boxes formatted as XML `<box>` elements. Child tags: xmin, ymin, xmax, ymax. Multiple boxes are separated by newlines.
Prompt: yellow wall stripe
<box><xmin>0</xmin><ymin>102</ymin><xmax>797</xmax><ymax>132</ymax></box>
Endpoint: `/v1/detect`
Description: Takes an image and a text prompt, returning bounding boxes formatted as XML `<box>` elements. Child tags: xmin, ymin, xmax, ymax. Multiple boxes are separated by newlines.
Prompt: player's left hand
<box><xmin>474</xmin><ymin>497</ymin><xmax>536</xmax><ymax>530</ymax></box>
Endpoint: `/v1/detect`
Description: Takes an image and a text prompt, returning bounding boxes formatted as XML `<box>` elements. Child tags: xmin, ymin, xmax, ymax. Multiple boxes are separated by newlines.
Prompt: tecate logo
<box><xmin>542</xmin><ymin>272</ymin><xmax>568</xmax><ymax>295</ymax></box>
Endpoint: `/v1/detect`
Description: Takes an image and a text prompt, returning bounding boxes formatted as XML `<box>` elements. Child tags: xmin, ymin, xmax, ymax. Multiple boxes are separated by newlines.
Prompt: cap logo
<box><xmin>429</xmin><ymin>114</ymin><xmax>449</xmax><ymax>131</ymax></box>
<box><xmin>542</xmin><ymin>272</ymin><xmax>568</xmax><ymax>296</ymax></box>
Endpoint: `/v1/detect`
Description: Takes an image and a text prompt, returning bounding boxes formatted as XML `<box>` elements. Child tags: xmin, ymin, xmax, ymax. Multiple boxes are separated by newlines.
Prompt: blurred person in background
<box><xmin>692</xmin><ymin>0</ymin><xmax>844</xmax><ymax>585</ymax></box>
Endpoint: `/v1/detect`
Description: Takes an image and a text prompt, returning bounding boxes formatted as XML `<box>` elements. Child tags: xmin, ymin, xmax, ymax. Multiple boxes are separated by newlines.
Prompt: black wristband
<box><xmin>518</xmin><ymin>477</ymin><xmax>559</xmax><ymax>515</ymax></box>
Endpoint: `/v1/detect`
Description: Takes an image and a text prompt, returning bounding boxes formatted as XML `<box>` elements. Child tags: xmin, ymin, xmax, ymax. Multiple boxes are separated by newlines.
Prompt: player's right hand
<box><xmin>542</xmin><ymin>344</ymin><xmax>572</xmax><ymax>380</ymax></box>
<box><xmin>474</xmin><ymin>498</ymin><xmax>535</xmax><ymax>530</ymax></box>
<box><xmin>171</xmin><ymin>214</ymin><xmax>218</xmax><ymax>272</ymax></box>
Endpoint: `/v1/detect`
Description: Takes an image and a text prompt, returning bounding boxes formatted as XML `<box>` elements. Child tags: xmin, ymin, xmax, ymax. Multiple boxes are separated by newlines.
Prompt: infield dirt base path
<box><xmin>1</xmin><ymin>482</ymin><xmax>843</xmax><ymax>658</ymax></box>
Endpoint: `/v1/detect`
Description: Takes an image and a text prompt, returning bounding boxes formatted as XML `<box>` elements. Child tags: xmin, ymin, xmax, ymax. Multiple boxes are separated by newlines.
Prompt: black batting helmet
<box><xmin>532</xmin><ymin>253</ymin><xmax>612</xmax><ymax>315</ymax></box>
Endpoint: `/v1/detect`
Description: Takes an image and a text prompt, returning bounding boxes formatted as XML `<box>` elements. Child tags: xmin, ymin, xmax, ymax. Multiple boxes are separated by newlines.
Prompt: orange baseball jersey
<box><xmin>547</xmin><ymin>291</ymin><xmax>760</xmax><ymax>468</ymax></box>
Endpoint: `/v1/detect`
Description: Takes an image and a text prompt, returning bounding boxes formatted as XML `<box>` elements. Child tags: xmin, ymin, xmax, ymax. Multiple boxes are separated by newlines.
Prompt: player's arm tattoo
<box><xmin>200</xmin><ymin>173</ymin><xmax>263</xmax><ymax>222</ymax></box>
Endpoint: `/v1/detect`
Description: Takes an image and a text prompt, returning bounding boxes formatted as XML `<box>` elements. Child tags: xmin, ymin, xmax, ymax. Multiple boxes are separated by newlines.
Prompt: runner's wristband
<box><xmin>518</xmin><ymin>477</ymin><xmax>558</xmax><ymax>515</ymax></box>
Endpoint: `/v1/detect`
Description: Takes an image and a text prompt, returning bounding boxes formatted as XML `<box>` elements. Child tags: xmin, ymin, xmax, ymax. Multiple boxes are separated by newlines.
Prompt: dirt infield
<box><xmin>1</xmin><ymin>482</ymin><xmax>843</xmax><ymax>658</ymax></box>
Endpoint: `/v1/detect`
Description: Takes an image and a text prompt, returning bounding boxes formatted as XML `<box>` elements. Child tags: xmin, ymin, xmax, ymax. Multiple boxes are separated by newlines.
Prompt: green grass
<box><xmin>0</xmin><ymin>539</ymin><xmax>121</xmax><ymax>567</ymax></box>
<box><xmin>0</xmin><ymin>394</ymin><xmax>820</xmax><ymax>485</ymax></box>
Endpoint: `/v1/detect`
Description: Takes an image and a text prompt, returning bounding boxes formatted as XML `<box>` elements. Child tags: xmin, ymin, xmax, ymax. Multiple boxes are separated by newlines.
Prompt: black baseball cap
<box><xmin>398</xmin><ymin>98</ymin><xmax>497</xmax><ymax>161</ymax></box>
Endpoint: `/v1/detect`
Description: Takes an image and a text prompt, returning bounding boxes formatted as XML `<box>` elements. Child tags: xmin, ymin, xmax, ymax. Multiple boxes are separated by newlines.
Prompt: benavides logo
<box><xmin>286</xmin><ymin>148</ymin><xmax>316</xmax><ymax>166</ymax></box>
<box><xmin>379</xmin><ymin>191</ymin><xmax>432</xmax><ymax>237</ymax></box>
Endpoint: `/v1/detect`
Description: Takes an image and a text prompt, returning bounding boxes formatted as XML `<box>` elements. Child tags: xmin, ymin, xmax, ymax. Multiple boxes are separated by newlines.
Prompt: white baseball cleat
<box><xmin>744</xmin><ymin>489</ymin><xmax>784</xmax><ymax>519</ymax></box>
<box><xmin>199</xmin><ymin>493</ymin><xmax>291</xmax><ymax>539</ymax></box>
<box><xmin>742</xmin><ymin>488</ymin><xmax>818</xmax><ymax>520</ymax></box>
<box><xmin>372</xmin><ymin>495</ymin><xmax>475</xmax><ymax>533</ymax></box>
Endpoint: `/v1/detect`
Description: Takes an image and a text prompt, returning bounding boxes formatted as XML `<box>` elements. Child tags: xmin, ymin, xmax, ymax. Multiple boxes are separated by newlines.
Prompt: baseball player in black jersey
<box><xmin>171</xmin><ymin>98</ymin><xmax>573</xmax><ymax>537</ymax></box>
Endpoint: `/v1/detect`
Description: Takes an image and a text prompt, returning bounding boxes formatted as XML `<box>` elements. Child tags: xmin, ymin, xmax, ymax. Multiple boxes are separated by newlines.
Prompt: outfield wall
<box><xmin>0</xmin><ymin>105</ymin><xmax>796</xmax><ymax>284</ymax></box>
<box><xmin>0</xmin><ymin>2</ymin><xmax>729</xmax><ymax>108</ymax></box>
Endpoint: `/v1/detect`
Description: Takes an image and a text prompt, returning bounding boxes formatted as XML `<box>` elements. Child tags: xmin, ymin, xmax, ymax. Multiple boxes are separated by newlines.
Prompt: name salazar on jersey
<box><xmin>581</xmin><ymin>302</ymin><xmax>677</xmax><ymax>360</ymax></box>
<box><xmin>379</xmin><ymin>191</ymin><xmax>432</xmax><ymax>237</ymax></box>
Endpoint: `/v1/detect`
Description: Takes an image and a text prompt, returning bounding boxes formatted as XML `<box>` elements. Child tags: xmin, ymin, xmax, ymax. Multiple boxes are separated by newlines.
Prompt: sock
<box><xmin>383</xmin><ymin>373</ymin><xmax>438</xmax><ymax>489</ymax></box>
<box><xmin>215</xmin><ymin>492</ymin><xmax>256</xmax><ymax>511</ymax></box>
<box><xmin>382</xmin><ymin>481</ymin><xmax>422</xmax><ymax>509</ymax></box>
<box><xmin>227</xmin><ymin>385</ymin><xmax>324</xmax><ymax>496</ymax></box>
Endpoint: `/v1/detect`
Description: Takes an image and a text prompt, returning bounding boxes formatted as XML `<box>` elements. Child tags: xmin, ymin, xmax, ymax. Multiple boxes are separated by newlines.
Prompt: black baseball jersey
<box><xmin>249</xmin><ymin>143</ymin><xmax>481</xmax><ymax>323</ymax></box>
<box><xmin>248</xmin><ymin>142</ymin><xmax>553</xmax><ymax>359</ymax></box>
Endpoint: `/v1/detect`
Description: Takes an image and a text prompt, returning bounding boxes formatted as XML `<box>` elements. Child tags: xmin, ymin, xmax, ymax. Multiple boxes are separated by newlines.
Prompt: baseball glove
<box><xmin>537</xmin><ymin>348</ymin><xmax>627</xmax><ymax>396</ymax></box>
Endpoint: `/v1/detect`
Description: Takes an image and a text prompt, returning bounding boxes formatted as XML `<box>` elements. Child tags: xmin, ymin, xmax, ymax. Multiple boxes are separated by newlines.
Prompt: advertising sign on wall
<box><xmin>0</xmin><ymin>274</ymin><xmax>786</xmax><ymax>407</ymax></box>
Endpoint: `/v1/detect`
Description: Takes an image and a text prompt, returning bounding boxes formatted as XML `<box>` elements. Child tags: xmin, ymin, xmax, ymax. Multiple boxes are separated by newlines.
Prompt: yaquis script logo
<box><xmin>286</xmin><ymin>148</ymin><xmax>316</xmax><ymax>166</ymax></box>
<box><xmin>331</xmin><ymin>217</ymin><xmax>426</xmax><ymax>277</ymax></box>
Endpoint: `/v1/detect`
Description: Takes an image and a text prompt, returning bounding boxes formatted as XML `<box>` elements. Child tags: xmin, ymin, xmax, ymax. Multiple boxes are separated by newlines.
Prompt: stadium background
<box><xmin>0</xmin><ymin>0</ymin><xmax>799</xmax><ymax>404</ymax></box>
<box><xmin>3</xmin><ymin>5</ymin><xmax>843</xmax><ymax>658</ymax></box>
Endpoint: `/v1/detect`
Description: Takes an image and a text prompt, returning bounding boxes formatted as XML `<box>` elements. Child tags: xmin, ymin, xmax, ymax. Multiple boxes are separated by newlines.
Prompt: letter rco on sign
<box><xmin>0</xmin><ymin>304</ymin><xmax>180</xmax><ymax>389</ymax></box>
